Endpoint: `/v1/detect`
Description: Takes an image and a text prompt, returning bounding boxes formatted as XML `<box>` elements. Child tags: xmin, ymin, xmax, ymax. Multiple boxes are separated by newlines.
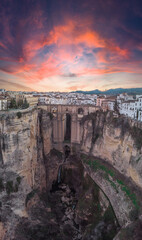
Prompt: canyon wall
<box><xmin>80</xmin><ymin>111</ymin><xmax>142</xmax><ymax>189</ymax></box>
<box><xmin>0</xmin><ymin>108</ymin><xmax>142</xmax><ymax>239</ymax></box>
<box><xmin>0</xmin><ymin>108</ymin><xmax>52</xmax><ymax>239</ymax></box>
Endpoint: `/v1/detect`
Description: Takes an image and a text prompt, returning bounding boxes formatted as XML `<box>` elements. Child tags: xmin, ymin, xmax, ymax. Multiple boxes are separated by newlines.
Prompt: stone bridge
<box><xmin>44</xmin><ymin>104</ymin><xmax>99</xmax><ymax>151</ymax></box>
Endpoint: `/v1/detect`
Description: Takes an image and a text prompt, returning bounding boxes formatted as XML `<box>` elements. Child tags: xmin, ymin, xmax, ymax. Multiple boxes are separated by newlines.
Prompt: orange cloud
<box><xmin>67</xmin><ymin>85</ymin><xmax>87</xmax><ymax>91</ymax></box>
<box><xmin>0</xmin><ymin>17</ymin><xmax>136</xmax><ymax>87</ymax></box>
<box><xmin>22</xmin><ymin>18</ymin><xmax>129</xmax><ymax>61</ymax></box>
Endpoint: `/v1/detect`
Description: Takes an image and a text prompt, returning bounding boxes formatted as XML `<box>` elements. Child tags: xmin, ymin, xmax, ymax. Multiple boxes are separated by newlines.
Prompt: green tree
<box><xmin>17</xmin><ymin>112</ymin><xmax>22</xmax><ymax>118</ymax></box>
<box><xmin>22</xmin><ymin>98</ymin><xmax>29</xmax><ymax>109</ymax></box>
<box><xmin>9</xmin><ymin>98</ymin><xmax>17</xmax><ymax>109</ymax></box>
<box><xmin>17</xmin><ymin>99</ymin><xmax>23</xmax><ymax>108</ymax></box>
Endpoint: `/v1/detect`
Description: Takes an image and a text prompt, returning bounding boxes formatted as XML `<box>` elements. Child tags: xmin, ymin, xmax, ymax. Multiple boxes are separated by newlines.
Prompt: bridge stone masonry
<box><xmin>45</xmin><ymin>104</ymin><xmax>99</xmax><ymax>152</ymax></box>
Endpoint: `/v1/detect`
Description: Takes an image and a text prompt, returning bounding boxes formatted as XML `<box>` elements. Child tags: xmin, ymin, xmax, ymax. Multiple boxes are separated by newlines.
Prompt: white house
<box><xmin>0</xmin><ymin>89</ymin><xmax>6</xmax><ymax>94</ymax></box>
<box><xmin>119</xmin><ymin>100</ymin><xmax>136</xmax><ymax>118</ymax></box>
<box><xmin>38</xmin><ymin>96</ymin><xmax>50</xmax><ymax>104</ymax></box>
<box><xmin>0</xmin><ymin>98</ymin><xmax>8</xmax><ymax>110</ymax></box>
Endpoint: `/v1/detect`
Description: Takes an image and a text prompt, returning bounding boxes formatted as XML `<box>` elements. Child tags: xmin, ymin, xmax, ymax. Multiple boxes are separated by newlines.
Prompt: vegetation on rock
<box><xmin>0</xmin><ymin>178</ymin><xmax>4</xmax><ymax>192</ymax></box>
<box><xmin>2</xmin><ymin>176</ymin><xmax>22</xmax><ymax>195</ymax></box>
<box><xmin>6</xmin><ymin>181</ymin><xmax>14</xmax><ymax>195</ymax></box>
<box><xmin>47</xmin><ymin>112</ymin><xmax>53</xmax><ymax>120</ymax></box>
<box><xmin>9</xmin><ymin>98</ymin><xmax>29</xmax><ymax>109</ymax></box>
<box><xmin>17</xmin><ymin>111</ymin><xmax>22</xmax><ymax>118</ymax></box>
<box><xmin>81</xmin><ymin>111</ymin><xmax>142</xmax><ymax>150</ymax></box>
<box><xmin>6</xmin><ymin>177</ymin><xmax>21</xmax><ymax>195</ymax></box>
<box><xmin>50</xmin><ymin>148</ymin><xmax>63</xmax><ymax>160</ymax></box>
<box><xmin>25</xmin><ymin>189</ymin><xmax>38</xmax><ymax>206</ymax></box>
<box><xmin>81</xmin><ymin>154</ymin><xmax>139</xmax><ymax>209</ymax></box>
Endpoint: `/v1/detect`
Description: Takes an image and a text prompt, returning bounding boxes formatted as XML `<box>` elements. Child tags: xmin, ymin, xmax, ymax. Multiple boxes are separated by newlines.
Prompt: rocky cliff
<box><xmin>80</xmin><ymin>111</ymin><xmax>142</xmax><ymax>239</ymax></box>
<box><xmin>80</xmin><ymin>111</ymin><xmax>142</xmax><ymax>189</ymax></box>
<box><xmin>0</xmin><ymin>108</ymin><xmax>52</xmax><ymax>239</ymax></box>
<box><xmin>0</xmin><ymin>108</ymin><xmax>142</xmax><ymax>240</ymax></box>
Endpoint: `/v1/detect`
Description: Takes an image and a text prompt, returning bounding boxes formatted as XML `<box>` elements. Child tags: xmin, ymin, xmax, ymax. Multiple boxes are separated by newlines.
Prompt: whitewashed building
<box><xmin>38</xmin><ymin>97</ymin><xmax>50</xmax><ymax>104</ymax></box>
<box><xmin>119</xmin><ymin>100</ymin><xmax>136</xmax><ymax>118</ymax></box>
<box><xmin>118</xmin><ymin>95</ymin><xmax>142</xmax><ymax>121</ymax></box>
<box><xmin>0</xmin><ymin>98</ymin><xmax>8</xmax><ymax>110</ymax></box>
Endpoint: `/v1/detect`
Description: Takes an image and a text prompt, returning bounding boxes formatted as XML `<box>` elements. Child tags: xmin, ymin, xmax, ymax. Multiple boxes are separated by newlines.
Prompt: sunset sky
<box><xmin>0</xmin><ymin>0</ymin><xmax>142</xmax><ymax>92</ymax></box>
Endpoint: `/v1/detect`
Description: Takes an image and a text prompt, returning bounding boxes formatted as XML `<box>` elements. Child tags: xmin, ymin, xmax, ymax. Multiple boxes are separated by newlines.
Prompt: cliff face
<box><xmin>80</xmin><ymin>111</ymin><xmax>142</xmax><ymax>189</ymax></box>
<box><xmin>0</xmin><ymin>108</ymin><xmax>52</xmax><ymax>239</ymax></box>
<box><xmin>0</xmin><ymin>109</ymin><xmax>38</xmax><ymax>185</ymax></box>
<box><xmin>0</xmin><ymin>108</ymin><xmax>142</xmax><ymax>239</ymax></box>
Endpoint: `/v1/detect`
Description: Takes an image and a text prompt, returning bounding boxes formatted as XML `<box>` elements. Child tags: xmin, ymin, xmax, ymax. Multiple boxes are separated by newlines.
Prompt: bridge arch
<box><xmin>46</xmin><ymin>104</ymin><xmax>98</xmax><ymax>151</ymax></box>
<box><xmin>64</xmin><ymin>145</ymin><xmax>71</xmax><ymax>159</ymax></box>
<box><xmin>78</xmin><ymin>107</ymin><xmax>84</xmax><ymax>114</ymax></box>
<box><xmin>64</xmin><ymin>113</ymin><xmax>71</xmax><ymax>142</ymax></box>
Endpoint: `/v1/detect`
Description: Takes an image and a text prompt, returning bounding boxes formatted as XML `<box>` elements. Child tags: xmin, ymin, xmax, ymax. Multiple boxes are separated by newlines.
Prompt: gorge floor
<box><xmin>14</xmin><ymin>155</ymin><xmax>119</xmax><ymax>240</ymax></box>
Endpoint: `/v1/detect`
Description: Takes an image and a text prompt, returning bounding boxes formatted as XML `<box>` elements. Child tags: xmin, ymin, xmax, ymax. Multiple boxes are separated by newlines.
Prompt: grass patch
<box><xmin>81</xmin><ymin>154</ymin><xmax>139</xmax><ymax>208</ymax></box>
<box><xmin>116</xmin><ymin>179</ymin><xmax>138</xmax><ymax>208</ymax></box>
<box><xmin>105</xmin><ymin>174</ymin><xmax>118</xmax><ymax>193</ymax></box>
<box><xmin>81</xmin><ymin>154</ymin><xmax>114</xmax><ymax>177</ymax></box>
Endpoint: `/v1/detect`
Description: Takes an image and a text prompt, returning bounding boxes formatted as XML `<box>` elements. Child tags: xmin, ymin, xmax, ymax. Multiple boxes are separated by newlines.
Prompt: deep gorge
<box><xmin>0</xmin><ymin>108</ymin><xmax>142</xmax><ymax>240</ymax></box>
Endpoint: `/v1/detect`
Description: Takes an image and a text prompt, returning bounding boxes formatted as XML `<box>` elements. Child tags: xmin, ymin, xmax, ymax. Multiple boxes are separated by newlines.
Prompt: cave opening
<box><xmin>64</xmin><ymin>113</ymin><xmax>71</xmax><ymax>142</ymax></box>
<box><xmin>64</xmin><ymin>145</ymin><xmax>71</xmax><ymax>159</ymax></box>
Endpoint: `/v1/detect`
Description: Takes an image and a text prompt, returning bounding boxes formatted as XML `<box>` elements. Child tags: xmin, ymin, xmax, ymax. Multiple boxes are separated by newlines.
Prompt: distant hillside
<box><xmin>73</xmin><ymin>88</ymin><xmax>142</xmax><ymax>95</ymax></box>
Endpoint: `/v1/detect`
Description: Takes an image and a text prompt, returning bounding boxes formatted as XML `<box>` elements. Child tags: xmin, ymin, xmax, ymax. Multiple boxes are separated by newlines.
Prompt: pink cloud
<box><xmin>1</xmin><ymin>16</ymin><xmax>140</xmax><ymax>87</ymax></box>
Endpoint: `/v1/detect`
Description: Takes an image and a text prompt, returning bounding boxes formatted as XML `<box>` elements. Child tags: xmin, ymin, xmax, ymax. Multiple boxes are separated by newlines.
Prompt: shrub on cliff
<box><xmin>22</xmin><ymin>98</ymin><xmax>29</xmax><ymax>109</ymax></box>
<box><xmin>5</xmin><ymin>177</ymin><xmax>21</xmax><ymax>195</ymax></box>
<box><xmin>6</xmin><ymin>181</ymin><xmax>14</xmax><ymax>195</ymax></box>
<box><xmin>47</xmin><ymin>112</ymin><xmax>53</xmax><ymax>120</ymax></box>
<box><xmin>50</xmin><ymin>148</ymin><xmax>63</xmax><ymax>160</ymax></box>
<box><xmin>9</xmin><ymin>98</ymin><xmax>17</xmax><ymax>109</ymax></box>
<box><xmin>17</xmin><ymin>111</ymin><xmax>22</xmax><ymax>118</ymax></box>
<box><xmin>0</xmin><ymin>178</ymin><xmax>4</xmax><ymax>192</ymax></box>
<box><xmin>25</xmin><ymin>189</ymin><xmax>38</xmax><ymax>206</ymax></box>
<box><xmin>16</xmin><ymin>176</ymin><xmax>21</xmax><ymax>184</ymax></box>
